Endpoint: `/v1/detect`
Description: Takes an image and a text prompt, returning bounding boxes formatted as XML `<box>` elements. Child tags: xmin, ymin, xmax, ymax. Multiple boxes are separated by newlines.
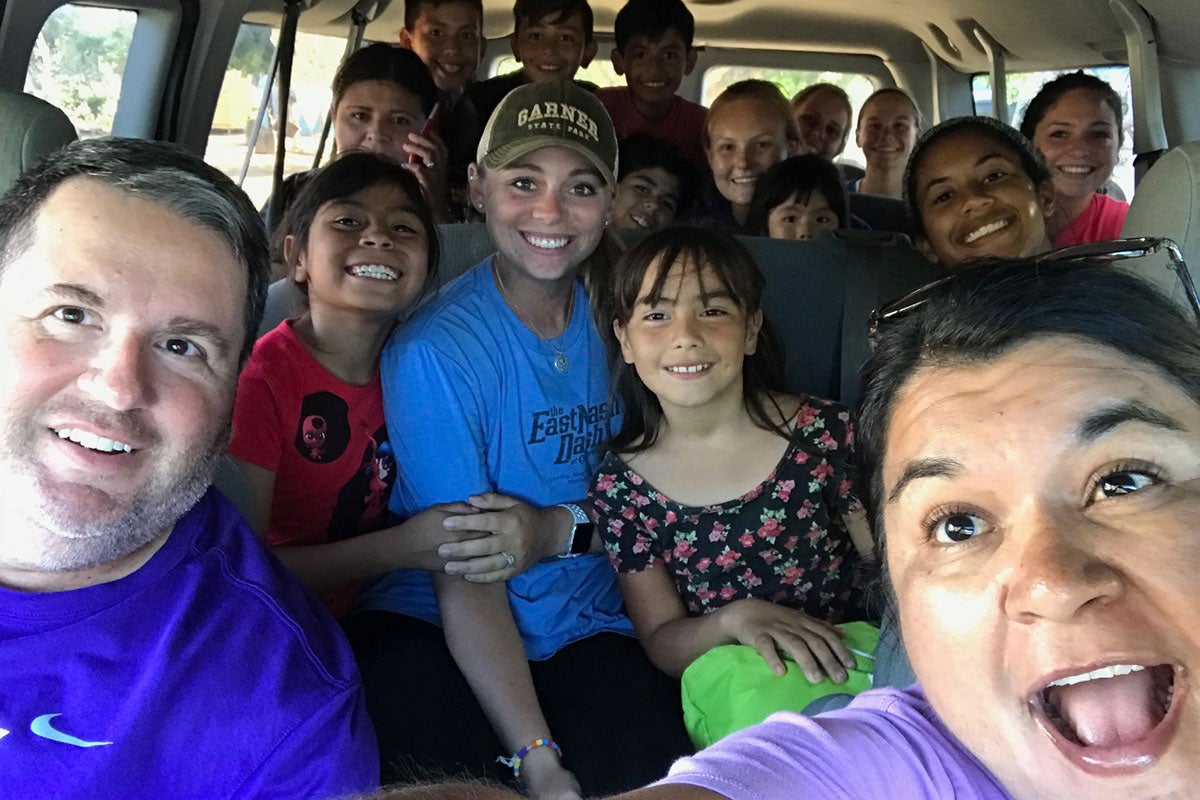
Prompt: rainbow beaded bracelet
<box><xmin>496</xmin><ymin>738</ymin><xmax>563</xmax><ymax>779</ymax></box>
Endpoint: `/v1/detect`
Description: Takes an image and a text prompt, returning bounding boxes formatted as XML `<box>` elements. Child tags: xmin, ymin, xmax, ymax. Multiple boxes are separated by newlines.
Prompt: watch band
<box><xmin>558</xmin><ymin>502</ymin><xmax>595</xmax><ymax>556</ymax></box>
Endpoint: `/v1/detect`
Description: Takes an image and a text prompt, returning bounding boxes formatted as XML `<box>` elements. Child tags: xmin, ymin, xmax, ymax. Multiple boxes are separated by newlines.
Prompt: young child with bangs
<box><xmin>230</xmin><ymin>152</ymin><xmax>476</xmax><ymax>618</ymax></box>
<box><xmin>598</xmin><ymin>0</ymin><xmax>708</xmax><ymax>172</ymax></box>
<box><xmin>746</xmin><ymin>154</ymin><xmax>848</xmax><ymax>241</ymax></box>
<box><xmin>591</xmin><ymin>226</ymin><xmax>876</xmax><ymax>746</ymax></box>
<box><xmin>695</xmin><ymin>80</ymin><xmax>802</xmax><ymax>231</ymax></box>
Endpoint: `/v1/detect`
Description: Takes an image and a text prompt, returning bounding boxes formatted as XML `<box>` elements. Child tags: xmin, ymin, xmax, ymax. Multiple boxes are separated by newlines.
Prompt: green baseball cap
<box><xmin>476</xmin><ymin>81</ymin><xmax>618</xmax><ymax>186</ymax></box>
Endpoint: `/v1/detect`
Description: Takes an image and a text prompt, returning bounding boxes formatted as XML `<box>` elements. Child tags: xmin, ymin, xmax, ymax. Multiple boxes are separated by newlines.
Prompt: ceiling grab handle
<box><xmin>1109</xmin><ymin>0</ymin><xmax>1168</xmax><ymax>181</ymax></box>
<box><xmin>972</xmin><ymin>24</ymin><xmax>1007</xmax><ymax>124</ymax></box>
<box><xmin>313</xmin><ymin>1</ymin><xmax>376</xmax><ymax>169</ymax></box>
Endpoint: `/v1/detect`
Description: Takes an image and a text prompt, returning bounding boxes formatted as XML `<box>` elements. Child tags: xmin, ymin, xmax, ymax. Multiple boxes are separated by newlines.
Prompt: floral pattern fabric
<box><xmin>591</xmin><ymin>397</ymin><xmax>865</xmax><ymax>621</ymax></box>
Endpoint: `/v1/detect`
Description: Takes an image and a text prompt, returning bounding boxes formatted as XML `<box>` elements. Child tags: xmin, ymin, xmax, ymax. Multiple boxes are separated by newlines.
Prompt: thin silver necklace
<box><xmin>493</xmin><ymin>262</ymin><xmax>574</xmax><ymax>374</ymax></box>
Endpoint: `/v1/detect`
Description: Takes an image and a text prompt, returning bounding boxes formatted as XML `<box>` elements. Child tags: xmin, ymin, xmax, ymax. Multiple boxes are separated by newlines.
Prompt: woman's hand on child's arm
<box><xmin>438</xmin><ymin>493</ymin><xmax>574</xmax><ymax>580</ymax></box>
<box><xmin>718</xmin><ymin>599</ymin><xmax>856</xmax><ymax>683</ymax></box>
<box><xmin>390</xmin><ymin>502</ymin><xmax>488</xmax><ymax>571</ymax></box>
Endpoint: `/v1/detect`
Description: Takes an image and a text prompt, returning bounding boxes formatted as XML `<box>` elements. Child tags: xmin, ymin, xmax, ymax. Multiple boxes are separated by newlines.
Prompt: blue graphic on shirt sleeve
<box><xmin>30</xmin><ymin>714</ymin><xmax>113</xmax><ymax>748</ymax></box>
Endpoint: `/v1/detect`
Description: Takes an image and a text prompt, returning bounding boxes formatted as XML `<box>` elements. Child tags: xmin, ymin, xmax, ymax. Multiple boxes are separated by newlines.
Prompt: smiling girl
<box><xmin>697</xmin><ymin>80</ymin><xmax>801</xmax><ymax>231</ymax></box>
<box><xmin>592</xmin><ymin>227</ymin><xmax>873</xmax><ymax>705</ymax></box>
<box><xmin>230</xmin><ymin>152</ymin><xmax>473</xmax><ymax>617</ymax></box>
<box><xmin>349</xmin><ymin>81</ymin><xmax>692</xmax><ymax>798</ymax></box>
<box><xmin>1020</xmin><ymin>71</ymin><xmax>1129</xmax><ymax>246</ymax></box>
<box><xmin>852</xmin><ymin>88</ymin><xmax>920</xmax><ymax>199</ymax></box>
<box><xmin>904</xmin><ymin>116</ymin><xmax>1055</xmax><ymax>269</ymax></box>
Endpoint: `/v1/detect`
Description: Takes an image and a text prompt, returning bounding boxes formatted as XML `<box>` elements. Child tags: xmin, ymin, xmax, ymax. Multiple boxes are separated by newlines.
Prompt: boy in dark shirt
<box><xmin>464</xmin><ymin>0</ymin><xmax>598</xmax><ymax>128</ymax></box>
<box><xmin>399</xmin><ymin>0</ymin><xmax>486</xmax><ymax>100</ymax></box>
<box><xmin>597</xmin><ymin>0</ymin><xmax>707</xmax><ymax>171</ymax></box>
<box><xmin>399</xmin><ymin>0</ymin><xmax>487</xmax><ymax>219</ymax></box>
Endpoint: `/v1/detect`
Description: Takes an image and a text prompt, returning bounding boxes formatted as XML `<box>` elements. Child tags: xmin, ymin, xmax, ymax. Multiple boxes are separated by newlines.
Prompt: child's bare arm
<box><xmin>232</xmin><ymin>459</ymin><xmax>482</xmax><ymax>596</ymax></box>
<box><xmin>620</xmin><ymin>567</ymin><xmax>853</xmax><ymax>683</ymax></box>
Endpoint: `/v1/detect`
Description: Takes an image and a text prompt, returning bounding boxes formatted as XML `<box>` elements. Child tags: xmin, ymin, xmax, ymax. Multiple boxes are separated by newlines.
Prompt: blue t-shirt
<box><xmin>361</xmin><ymin>257</ymin><xmax>633</xmax><ymax>659</ymax></box>
<box><xmin>0</xmin><ymin>488</ymin><xmax>378</xmax><ymax>800</ymax></box>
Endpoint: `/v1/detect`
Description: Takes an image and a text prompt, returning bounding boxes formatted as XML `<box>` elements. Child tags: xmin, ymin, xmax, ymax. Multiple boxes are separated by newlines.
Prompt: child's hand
<box><xmin>718</xmin><ymin>598</ymin><xmax>856</xmax><ymax>683</ymax></box>
<box><xmin>438</xmin><ymin>493</ymin><xmax>571</xmax><ymax>580</ymax></box>
<box><xmin>402</xmin><ymin>130</ymin><xmax>451</xmax><ymax>222</ymax></box>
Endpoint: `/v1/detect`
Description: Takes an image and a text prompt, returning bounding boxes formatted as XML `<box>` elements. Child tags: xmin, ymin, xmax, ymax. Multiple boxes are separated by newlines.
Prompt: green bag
<box><xmin>681</xmin><ymin>620</ymin><xmax>880</xmax><ymax>749</ymax></box>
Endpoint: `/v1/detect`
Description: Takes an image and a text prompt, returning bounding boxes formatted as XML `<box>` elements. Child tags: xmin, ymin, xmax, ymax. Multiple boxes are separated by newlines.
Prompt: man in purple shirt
<box><xmin>0</xmin><ymin>138</ymin><xmax>377</xmax><ymax>799</ymax></box>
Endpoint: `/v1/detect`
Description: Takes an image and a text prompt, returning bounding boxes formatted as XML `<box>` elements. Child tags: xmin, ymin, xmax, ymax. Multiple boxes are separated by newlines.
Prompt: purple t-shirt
<box><xmin>659</xmin><ymin>686</ymin><xmax>1013</xmax><ymax>799</ymax></box>
<box><xmin>0</xmin><ymin>488</ymin><xmax>378</xmax><ymax>799</ymax></box>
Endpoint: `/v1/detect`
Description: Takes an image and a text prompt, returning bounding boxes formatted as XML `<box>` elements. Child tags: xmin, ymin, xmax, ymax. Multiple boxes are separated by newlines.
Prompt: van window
<box><xmin>489</xmin><ymin>55</ymin><xmax>623</xmax><ymax>88</ymax></box>
<box><xmin>205</xmin><ymin>23</ymin><xmax>348</xmax><ymax>209</ymax></box>
<box><xmin>701</xmin><ymin>66</ymin><xmax>876</xmax><ymax>167</ymax></box>
<box><xmin>24</xmin><ymin>4</ymin><xmax>138</xmax><ymax>137</ymax></box>
<box><xmin>973</xmin><ymin>65</ymin><xmax>1133</xmax><ymax>199</ymax></box>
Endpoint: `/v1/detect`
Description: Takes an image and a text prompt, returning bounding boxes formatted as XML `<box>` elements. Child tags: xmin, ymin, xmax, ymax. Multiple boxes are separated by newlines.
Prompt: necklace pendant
<box><xmin>553</xmin><ymin>351</ymin><xmax>569</xmax><ymax>374</ymax></box>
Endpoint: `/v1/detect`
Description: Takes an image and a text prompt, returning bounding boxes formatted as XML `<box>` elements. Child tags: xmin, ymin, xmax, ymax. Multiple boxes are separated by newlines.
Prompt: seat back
<box><xmin>0</xmin><ymin>90</ymin><xmax>77</xmax><ymax>193</ymax></box>
<box><xmin>1122</xmin><ymin>140</ymin><xmax>1200</xmax><ymax>309</ymax></box>
<box><xmin>848</xmin><ymin>193</ymin><xmax>913</xmax><ymax>237</ymax></box>
<box><xmin>738</xmin><ymin>230</ymin><xmax>938</xmax><ymax>405</ymax></box>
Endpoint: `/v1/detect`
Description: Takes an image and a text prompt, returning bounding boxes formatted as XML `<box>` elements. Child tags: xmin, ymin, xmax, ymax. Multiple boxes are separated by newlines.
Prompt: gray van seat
<box><xmin>1121</xmin><ymin>140</ymin><xmax>1200</xmax><ymax>308</ymax></box>
<box><xmin>0</xmin><ymin>90</ymin><xmax>77</xmax><ymax>193</ymax></box>
<box><xmin>738</xmin><ymin>229</ymin><xmax>938</xmax><ymax>404</ymax></box>
<box><xmin>849</xmin><ymin>193</ymin><xmax>913</xmax><ymax>237</ymax></box>
<box><xmin>256</xmin><ymin>222</ymin><xmax>496</xmax><ymax>338</ymax></box>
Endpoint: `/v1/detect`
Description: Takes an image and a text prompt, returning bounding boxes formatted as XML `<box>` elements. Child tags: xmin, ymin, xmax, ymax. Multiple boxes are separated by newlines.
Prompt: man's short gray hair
<box><xmin>0</xmin><ymin>137</ymin><xmax>269</xmax><ymax>365</ymax></box>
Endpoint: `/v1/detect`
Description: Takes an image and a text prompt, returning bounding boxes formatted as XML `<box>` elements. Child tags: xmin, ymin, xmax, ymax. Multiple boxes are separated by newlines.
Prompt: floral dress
<box><xmin>591</xmin><ymin>397</ymin><xmax>865</xmax><ymax>622</ymax></box>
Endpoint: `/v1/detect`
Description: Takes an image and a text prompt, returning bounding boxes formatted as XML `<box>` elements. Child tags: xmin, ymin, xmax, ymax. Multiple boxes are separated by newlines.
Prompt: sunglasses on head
<box><xmin>868</xmin><ymin>237</ymin><xmax>1200</xmax><ymax>345</ymax></box>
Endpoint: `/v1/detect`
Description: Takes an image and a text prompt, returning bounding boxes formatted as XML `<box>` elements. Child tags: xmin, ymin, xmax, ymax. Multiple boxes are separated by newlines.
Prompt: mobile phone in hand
<box><xmin>408</xmin><ymin>102</ymin><xmax>441</xmax><ymax>165</ymax></box>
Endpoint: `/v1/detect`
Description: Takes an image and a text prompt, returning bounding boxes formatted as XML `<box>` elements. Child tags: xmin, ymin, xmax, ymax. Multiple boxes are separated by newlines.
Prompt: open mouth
<box><xmin>347</xmin><ymin>264</ymin><xmax>400</xmax><ymax>281</ymax></box>
<box><xmin>53</xmin><ymin>427</ymin><xmax>135</xmax><ymax>455</ymax></box>
<box><xmin>963</xmin><ymin>217</ymin><xmax>1012</xmax><ymax>244</ymax></box>
<box><xmin>1058</xmin><ymin>165</ymin><xmax>1096</xmax><ymax>176</ymax></box>
<box><xmin>628</xmin><ymin>213</ymin><xmax>654</xmax><ymax>229</ymax></box>
<box><xmin>1030</xmin><ymin>662</ymin><xmax>1182</xmax><ymax>773</ymax></box>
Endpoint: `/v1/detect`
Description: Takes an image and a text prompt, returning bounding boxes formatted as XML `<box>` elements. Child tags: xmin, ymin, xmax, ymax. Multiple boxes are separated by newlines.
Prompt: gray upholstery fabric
<box><xmin>1121</xmin><ymin>140</ymin><xmax>1200</xmax><ymax>311</ymax></box>
<box><xmin>0</xmin><ymin>90</ymin><xmax>77</xmax><ymax>194</ymax></box>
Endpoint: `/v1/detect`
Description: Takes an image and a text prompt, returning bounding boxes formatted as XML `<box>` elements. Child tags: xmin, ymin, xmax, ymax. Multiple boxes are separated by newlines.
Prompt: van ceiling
<box><xmin>244</xmin><ymin>0</ymin><xmax>1199</xmax><ymax>74</ymax></box>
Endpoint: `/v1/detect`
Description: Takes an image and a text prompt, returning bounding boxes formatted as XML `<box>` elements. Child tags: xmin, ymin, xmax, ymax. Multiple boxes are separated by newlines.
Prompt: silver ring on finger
<box><xmin>500</xmin><ymin>551</ymin><xmax>515</xmax><ymax>567</ymax></box>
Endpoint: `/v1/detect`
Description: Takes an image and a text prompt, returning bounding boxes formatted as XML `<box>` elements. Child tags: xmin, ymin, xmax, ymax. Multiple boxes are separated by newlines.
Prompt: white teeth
<box><xmin>964</xmin><ymin>218</ymin><xmax>1011</xmax><ymax>243</ymax></box>
<box><xmin>1047</xmin><ymin>664</ymin><xmax>1146</xmax><ymax>688</ymax></box>
<box><xmin>630</xmin><ymin>214</ymin><xmax>652</xmax><ymax>229</ymax></box>
<box><xmin>525</xmin><ymin>235</ymin><xmax>569</xmax><ymax>249</ymax></box>
<box><xmin>732</xmin><ymin>176</ymin><xmax>757</xmax><ymax>185</ymax></box>
<box><xmin>1060</xmin><ymin>165</ymin><xmax>1093</xmax><ymax>174</ymax></box>
<box><xmin>348</xmin><ymin>264</ymin><xmax>399</xmax><ymax>281</ymax></box>
<box><xmin>667</xmin><ymin>364</ymin><xmax>710</xmax><ymax>374</ymax></box>
<box><xmin>54</xmin><ymin>428</ymin><xmax>133</xmax><ymax>453</ymax></box>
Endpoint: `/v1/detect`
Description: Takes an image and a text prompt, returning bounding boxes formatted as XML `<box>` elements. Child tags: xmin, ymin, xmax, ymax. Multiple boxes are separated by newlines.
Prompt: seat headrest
<box><xmin>0</xmin><ymin>90</ymin><xmax>78</xmax><ymax>195</ymax></box>
<box><xmin>1123</xmin><ymin>140</ymin><xmax>1200</xmax><ymax>266</ymax></box>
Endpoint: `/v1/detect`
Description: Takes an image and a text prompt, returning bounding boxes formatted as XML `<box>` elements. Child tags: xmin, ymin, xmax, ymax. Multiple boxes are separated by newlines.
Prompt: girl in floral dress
<box><xmin>590</xmin><ymin>226</ymin><xmax>874</xmax><ymax>702</ymax></box>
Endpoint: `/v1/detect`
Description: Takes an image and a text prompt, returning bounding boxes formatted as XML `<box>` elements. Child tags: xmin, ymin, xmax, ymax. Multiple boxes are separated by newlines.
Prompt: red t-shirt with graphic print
<box><xmin>230</xmin><ymin>319</ymin><xmax>397</xmax><ymax>615</ymax></box>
